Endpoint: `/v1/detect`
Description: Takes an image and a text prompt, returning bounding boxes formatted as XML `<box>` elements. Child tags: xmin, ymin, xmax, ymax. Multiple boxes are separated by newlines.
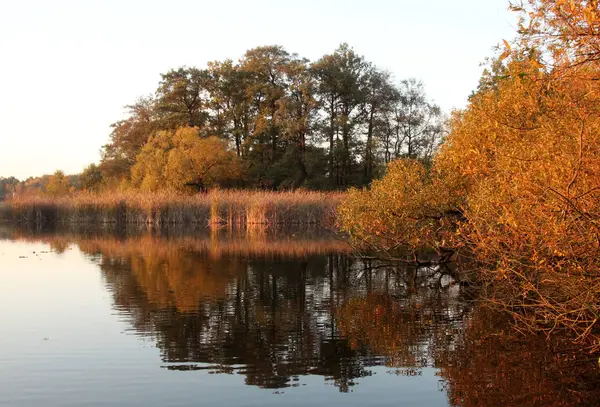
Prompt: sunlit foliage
<box><xmin>46</xmin><ymin>170</ymin><xmax>71</xmax><ymax>197</ymax></box>
<box><xmin>337</xmin><ymin>159</ymin><xmax>464</xmax><ymax>255</ymax></box>
<box><xmin>512</xmin><ymin>0</ymin><xmax>600</xmax><ymax>72</ymax></box>
<box><xmin>100</xmin><ymin>96</ymin><xmax>157</xmax><ymax>184</ymax></box>
<box><xmin>339</xmin><ymin>1</ymin><xmax>600</xmax><ymax>352</ymax></box>
<box><xmin>79</xmin><ymin>164</ymin><xmax>103</xmax><ymax>192</ymax></box>
<box><xmin>130</xmin><ymin>127</ymin><xmax>241</xmax><ymax>192</ymax></box>
<box><xmin>90</xmin><ymin>44</ymin><xmax>443</xmax><ymax>191</ymax></box>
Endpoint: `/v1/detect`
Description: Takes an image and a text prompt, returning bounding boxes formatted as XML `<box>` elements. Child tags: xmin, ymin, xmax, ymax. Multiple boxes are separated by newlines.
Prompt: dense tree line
<box><xmin>1</xmin><ymin>44</ymin><xmax>442</xmax><ymax>197</ymax></box>
<box><xmin>0</xmin><ymin>173</ymin><xmax>79</xmax><ymax>200</ymax></box>
<box><xmin>0</xmin><ymin>177</ymin><xmax>19</xmax><ymax>201</ymax></box>
<box><xmin>98</xmin><ymin>44</ymin><xmax>444</xmax><ymax>191</ymax></box>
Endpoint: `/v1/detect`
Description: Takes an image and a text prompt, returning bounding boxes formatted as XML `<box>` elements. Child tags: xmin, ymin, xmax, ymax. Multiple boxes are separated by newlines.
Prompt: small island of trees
<box><xmin>1</xmin><ymin>43</ymin><xmax>443</xmax><ymax>197</ymax></box>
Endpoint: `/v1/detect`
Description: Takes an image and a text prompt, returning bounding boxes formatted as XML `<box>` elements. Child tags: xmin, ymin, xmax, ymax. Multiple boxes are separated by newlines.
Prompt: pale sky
<box><xmin>0</xmin><ymin>0</ymin><xmax>517</xmax><ymax>180</ymax></box>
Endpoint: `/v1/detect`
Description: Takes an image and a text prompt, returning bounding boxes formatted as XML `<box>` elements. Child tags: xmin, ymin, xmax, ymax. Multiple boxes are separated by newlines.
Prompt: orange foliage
<box><xmin>131</xmin><ymin>127</ymin><xmax>242</xmax><ymax>191</ymax></box>
<box><xmin>339</xmin><ymin>3</ymin><xmax>600</xmax><ymax>353</ymax></box>
<box><xmin>337</xmin><ymin>159</ymin><xmax>464</xmax><ymax>255</ymax></box>
<box><xmin>513</xmin><ymin>0</ymin><xmax>600</xmax><ymax>72</ymax></box>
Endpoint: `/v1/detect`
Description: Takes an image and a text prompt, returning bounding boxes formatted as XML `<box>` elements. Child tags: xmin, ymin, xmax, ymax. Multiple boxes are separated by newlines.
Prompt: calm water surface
<box><xmin>0</xmin><ymin>227</ymin><xmax>597</xmax><ymax>407</ymax></box>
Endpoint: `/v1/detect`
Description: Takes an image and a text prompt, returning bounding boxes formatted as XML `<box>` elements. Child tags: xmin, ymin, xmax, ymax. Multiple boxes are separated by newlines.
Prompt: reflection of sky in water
<box><xmin>0</xmin><ymin>238</ymin><xmax>451</xmax><ymax>407</ymax></box>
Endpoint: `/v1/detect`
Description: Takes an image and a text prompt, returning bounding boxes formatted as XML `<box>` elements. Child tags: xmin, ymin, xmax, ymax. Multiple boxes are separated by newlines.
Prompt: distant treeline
<box><xmin>2</xmin><ymin>43</ymin><xmax>444</xmax><ymax>197</ymax></box>
<box><xmin>0</xmin><ymin>173</ymin><xmax>79</xmax><ymax>201</ymax></box>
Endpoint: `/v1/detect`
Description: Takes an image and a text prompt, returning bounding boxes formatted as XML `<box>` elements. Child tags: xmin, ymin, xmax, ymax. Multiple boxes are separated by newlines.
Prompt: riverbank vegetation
<box><xmin>0</xmin><ymin>43</ymin><xmax>442</xmax><ymax>200</ymax></box>
<box><xmin>3</xmin><ymin>190</ymin><xmax>341</xmax><ymax>227</ymax></box>
<box><xmin>338</xmin><ymin>0</ymin><xmax>600</xmax><ymax>354</ymax></box>
<box><xmin>1</xmin><ymin>42</ymin><xmax>444</xmax><ymax>229</ymax></box>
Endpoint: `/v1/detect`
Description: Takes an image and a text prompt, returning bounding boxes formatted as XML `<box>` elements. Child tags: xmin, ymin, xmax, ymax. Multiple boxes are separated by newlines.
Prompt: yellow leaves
<box><xmin>340</xmin><ymin>35</ymin><xmax>600</xmax><ymax>350</ymax></box>
<box><xmin>530</xmin><ymin>57</ymin><xmax>545</xmax><ymax>71</ymax></box>
<box><xmin>499</xmin><ymin>39</ymin><xmax>512</xmax><ymax>62</ymax></box>
<box><xmin>337</xmin><ymin>158</ymin><xmax>464</xmax><ymax>252</ymax></box>
<box><xmin>131</xmin><ymin>127</ymin><xmax>241</xmax><ymax>192</ymax></box>
<box><xmin>46</xmin><ymin>171</ymin><xmax>70</xmax><ymax>197</ymax></box>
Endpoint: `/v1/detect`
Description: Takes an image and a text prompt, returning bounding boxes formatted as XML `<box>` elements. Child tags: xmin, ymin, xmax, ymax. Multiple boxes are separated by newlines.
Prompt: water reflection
<box><xmin>4</xmin><ymin>226</ymin><xmax>600</xmax><ymax>404</ymax></box>
<box><xmin>95</xmin><ymin>245</ymin><xmax>468</xmax><ymax>392</ymax></box>
<box><xmin>7</xmin><ymin>226</ymin><xmax>467</xmax><ymax>391</ymax></box>
<box><xmin>438</xmin><ymin>307</ymin><xmax>600</xmax><ymax>406</ymax></box>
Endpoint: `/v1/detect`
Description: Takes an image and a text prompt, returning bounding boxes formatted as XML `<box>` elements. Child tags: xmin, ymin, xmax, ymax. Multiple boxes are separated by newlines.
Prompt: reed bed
<box><xmin>0</xmin><ymin>203</ymin><xmax>9</xmax><ymax>222</ymax></box>
<box><xmin>2</xmin><ymin>190</ymin><xmax>343</xmax><ymax>228</ymax></box>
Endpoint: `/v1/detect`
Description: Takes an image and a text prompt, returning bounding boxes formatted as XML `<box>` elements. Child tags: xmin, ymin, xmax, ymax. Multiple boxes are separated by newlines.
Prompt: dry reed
<box><xmin>2</xmin><ymin>190</ymin><xmax>343</xmax><ymax>228</ymax></box>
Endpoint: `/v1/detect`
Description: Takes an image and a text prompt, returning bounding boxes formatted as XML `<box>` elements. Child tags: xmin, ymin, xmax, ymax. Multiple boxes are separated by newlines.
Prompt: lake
<box><xmin>0</xmin><ymin>226</ymin><xmax>598</xmax><ymax>407</ymax></box>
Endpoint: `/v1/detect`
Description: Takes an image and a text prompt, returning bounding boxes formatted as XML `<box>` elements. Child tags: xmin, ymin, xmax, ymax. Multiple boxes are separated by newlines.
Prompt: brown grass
<box><xmin>2</xmin><ymin>190</ymin><xmax>343</xmax><ymax>228</ymax></box>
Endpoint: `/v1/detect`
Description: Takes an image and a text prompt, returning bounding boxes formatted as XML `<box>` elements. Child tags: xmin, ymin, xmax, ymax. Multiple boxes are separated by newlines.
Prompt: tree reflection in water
<box><xmin>73</xmin><ymin>233</ymin><xmax>471</xmax><ymax>392</ymax></box>
<box><xmin>8</xmin><ymin>227</ymin><xmax>600</xmax><ymax>403</ymax></box>
<box><xmin>437</xmin><ymin>307</ymin><xmax>600</xmax><ymax>407</ymax></box>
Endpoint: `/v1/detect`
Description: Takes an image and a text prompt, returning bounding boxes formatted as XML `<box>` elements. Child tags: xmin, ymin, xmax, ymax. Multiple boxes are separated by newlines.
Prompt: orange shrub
<box><xmin>338</xmin><ymin>57</ymin><xmax>600</xmax><ymax>351</ymax></box>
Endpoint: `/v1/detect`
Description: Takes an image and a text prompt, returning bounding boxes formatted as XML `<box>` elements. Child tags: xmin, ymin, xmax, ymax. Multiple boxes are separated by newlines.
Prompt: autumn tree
<box><xmin>79</xmin><ymin>164</ymin><xmax>103</xmax><ymax>191</ymax></box>
<box><xmin>339</xmin><ymin>38</ymin><xmax>600</xmax><ymax>353</ymax></box>
<box><xmin>337</xmin><ymin>159</ymin><xmax>464</xmax><ymax>257</ymax></box>
<box><xmin>100</xmin><ymin>96</ymin><xmax>157</xmax><ymax>183</ymax></box>
<box><xmin>46</xmin><ymin>170</ymin><xmax>70</xmax><ymax>196</ymax></box>
<box><xmin>131</xmin><ymin>127</ymin><xmax>241</xmax><ymax>192</ymax></box>
<box><xmin>99</xmin><ymin>43</ymin><xmax>444</xmax><ymax>190</ymax></box>
<box><xmin>512</xmin><ymin>0</ymin><xmax>600</xmax><ymax>73</ymax></box>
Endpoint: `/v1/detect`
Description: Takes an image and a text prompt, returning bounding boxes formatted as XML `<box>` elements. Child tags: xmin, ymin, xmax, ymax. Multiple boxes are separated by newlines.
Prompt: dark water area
<box><xmin>1</xmin><ymin>225</ymin><xmax>599</xmax><ymax>407</ymax></box>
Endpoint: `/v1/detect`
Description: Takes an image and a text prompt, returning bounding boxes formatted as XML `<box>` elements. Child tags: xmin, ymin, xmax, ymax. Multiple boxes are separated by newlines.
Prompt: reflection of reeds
<box><xmin>11</xmin><ymin>231</ymin><xmax>350</xmax><ymax>259</ymax></box>
<box><xmin>3</xmin><ymin>190</ymin><xmax>343</xmax><ymax>228</ymax></box>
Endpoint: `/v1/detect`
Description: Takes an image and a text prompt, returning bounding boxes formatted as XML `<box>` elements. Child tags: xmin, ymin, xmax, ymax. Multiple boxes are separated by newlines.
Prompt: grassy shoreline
<box><xmin>0</xmin><ymin>190</ymin><xmax>343</xmax><ymax>228</ymax></box>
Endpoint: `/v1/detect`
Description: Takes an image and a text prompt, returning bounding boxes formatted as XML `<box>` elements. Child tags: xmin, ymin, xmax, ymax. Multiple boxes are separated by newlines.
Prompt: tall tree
<box><xmin>362</xmin><ymin>67</ymin><xmax>399</xmax><ymax>183</ymax></box>
<box><xmin>391</xmin><ymin>79</ymin><xmax>444</xmax><ymax>162</ymax></box>
<box><xmin>275</xmin><ymin>58</ymin><xmax>319</xmax><ymax>186</ymax></box>
<box><xmin>155</xmin><ymin>67</ymin><xmax>210</xmax><ymax>128</ymax></box>
<box><xmin>100</xmin><ymin>96</ymin><xmax>157</xmax><ymax>182</ymax></box>
<box><xmin>206</xmin><ymin>60</ymin><xmax>253</xmax><ymax>156</ymax></box>
<box><xmin>240</xmin><ymin>45</ymin><xmax>293</xmax><ymax>186</ymax></box>
<box><xmin>97</xmin><ymin>44</ymin><xmax>445</xmax><ymax>190</ymax></box>
<box><xmin>313</xmin><ymin>44</ymin><xmax>369</xmax><ymax>186</ymax></box>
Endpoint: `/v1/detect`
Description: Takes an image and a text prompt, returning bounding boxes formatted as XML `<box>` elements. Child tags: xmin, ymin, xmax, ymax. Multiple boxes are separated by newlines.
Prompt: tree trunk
<box><xmin>328</xmin><ymin>100</ymin><xmax>335</xmax><ymax>184</ymax></box>
<box><xmin>364</xmin><ymin>107</ymin><xmax>375</xmax><ymax>182</ymax></box>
